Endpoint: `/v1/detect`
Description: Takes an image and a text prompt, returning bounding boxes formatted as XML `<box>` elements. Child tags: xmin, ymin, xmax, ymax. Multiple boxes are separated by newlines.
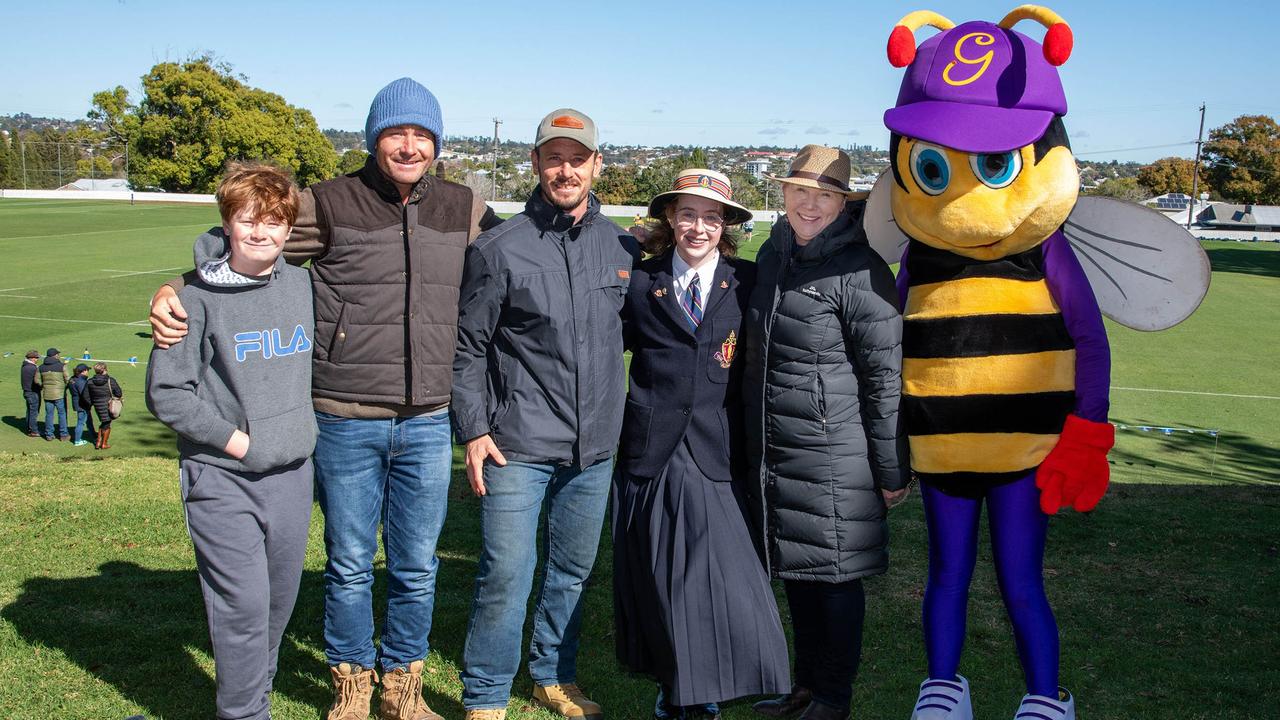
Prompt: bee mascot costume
<box><xmin>862</xmin><ymin>5</ymin><xmax>1211</xmax><ymax>720</ymax></box>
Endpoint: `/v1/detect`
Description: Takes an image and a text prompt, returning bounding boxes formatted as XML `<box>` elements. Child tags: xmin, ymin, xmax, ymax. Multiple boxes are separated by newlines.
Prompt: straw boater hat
<box><xmin>648</xmin><ymin>168</ymin><xmax>753</xmax><ymax>226</ymax></box>
<box><xmin>765</xmin><ymin>144</ymin><xmax>865</xmax><ymax>198</ymax></box>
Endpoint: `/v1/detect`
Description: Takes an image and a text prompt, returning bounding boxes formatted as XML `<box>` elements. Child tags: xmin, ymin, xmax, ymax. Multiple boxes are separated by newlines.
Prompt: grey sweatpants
<box><xmin>182</xmin><ymin>457</ymin><xmax>313</xmax><ymax>720</ymax></box>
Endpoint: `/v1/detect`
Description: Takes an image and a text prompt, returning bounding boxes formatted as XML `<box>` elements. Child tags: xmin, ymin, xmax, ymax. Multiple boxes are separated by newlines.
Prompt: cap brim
<box><xmin>649</xmin><ymin>189</ymin><xmax>752</xmax><ymax>226</ymax></box>
<box><xmin>533</xmin><ymin>132</ymin><xmax>597</xmax><ymax>152</ymax></box>
<box><xmin>885</xmin><ymin>102</ymin><xmax>1056</xmax><ymax>154</ymax></box>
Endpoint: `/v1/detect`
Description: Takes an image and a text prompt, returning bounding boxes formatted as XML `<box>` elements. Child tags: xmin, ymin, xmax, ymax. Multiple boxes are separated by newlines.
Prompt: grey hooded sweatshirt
<box><xmin>146</xmin><ymin>229</ymin><xmax>317</xmax><ymax>474</ymax></box>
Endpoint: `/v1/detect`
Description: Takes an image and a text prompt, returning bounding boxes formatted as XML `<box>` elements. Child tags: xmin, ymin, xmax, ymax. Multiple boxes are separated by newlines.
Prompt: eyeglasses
<box><xmin>674</xmin><ymin>210</ymin><xmax>725</xmax><ymax>230</ymax></box>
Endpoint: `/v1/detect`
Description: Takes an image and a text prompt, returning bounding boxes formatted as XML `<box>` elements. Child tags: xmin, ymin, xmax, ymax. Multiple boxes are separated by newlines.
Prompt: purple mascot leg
<box><xmin>922</xmin><ymin>474</ymin><xmax>1060</xmax><ymax>697</ymax></box>
<box><xmin>921</xmin><ymin>484</ymin><xmax>981</xmax><ymax>681</ymax></box>
<box><xmin>988</xmin><ymin>473</ymin><xmax>1059</xmax><ymax>697</ymax></box>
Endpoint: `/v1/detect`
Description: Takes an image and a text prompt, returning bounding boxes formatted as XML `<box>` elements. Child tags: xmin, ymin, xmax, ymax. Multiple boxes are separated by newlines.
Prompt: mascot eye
<box><xmin>909</xmin><ymin>143</ymin><xmax>951</xmax><ymax>196</ymax></box>
<box><xmin>969</xmin><ymin>150</ymin><xmax>1023</xmax><ymax>189</ymax></box>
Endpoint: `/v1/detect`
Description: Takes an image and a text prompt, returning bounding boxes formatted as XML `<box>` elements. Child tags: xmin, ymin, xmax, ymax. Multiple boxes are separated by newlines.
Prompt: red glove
<box><xmin>1035</xmin><ymin>414</ymin><xmax>1115</xmax><ymax>515</ymax></box>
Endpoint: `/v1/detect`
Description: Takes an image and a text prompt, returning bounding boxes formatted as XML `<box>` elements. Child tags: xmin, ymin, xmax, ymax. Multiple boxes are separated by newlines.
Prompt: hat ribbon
<box><xmin>673</xmin><ymin>173</ymin><xmax>733</xmax><ymax>200</ymax></box>
<box><xmin>787</xmin><ymin>170</ymin><xmax>851</xmax><ymax>192</ymax></box>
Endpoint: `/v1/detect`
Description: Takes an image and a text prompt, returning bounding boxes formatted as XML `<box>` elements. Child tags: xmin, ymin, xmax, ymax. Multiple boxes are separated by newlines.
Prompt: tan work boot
<box><xmin>532</xmin><ymin>683</ymin><xmax>603</xmax><ymax>719</ymax></box>
<box><xmin>378</xmin><ymin>660</ymin><xmax>443</xmax><ymax>720</ymax></box>
<box><xmin>463</xmin><ymin>710</ymin><xmax>507</xmax><ymax>720</ymax></box>
<box><xmin>328</xmin><ymin>663</ymin><xmax>377</xmax><ymax>720</ymax></box>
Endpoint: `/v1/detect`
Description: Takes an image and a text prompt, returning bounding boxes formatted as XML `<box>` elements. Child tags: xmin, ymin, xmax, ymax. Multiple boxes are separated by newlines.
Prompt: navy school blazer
<box><xmin>618</xmin><ymin>250</ymin><xmax>757</xmax><ymax>481</ymax></box>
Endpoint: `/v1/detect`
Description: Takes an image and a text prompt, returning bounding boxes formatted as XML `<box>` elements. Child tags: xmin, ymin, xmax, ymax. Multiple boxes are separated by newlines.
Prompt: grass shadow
<box><xmin>1203</xmin><ymin>247</ymin><xmax>1280</xmax><ymax>279</ymax></box>
<box><xmin>1110</xmin><ymin>417</ymin><xmax>1280</xmax><ymax>486</ymax></box>
<box><xmin>1</xmin><ymin>556</ymin><xmax>476</xmax><ymax>720</ymax></box>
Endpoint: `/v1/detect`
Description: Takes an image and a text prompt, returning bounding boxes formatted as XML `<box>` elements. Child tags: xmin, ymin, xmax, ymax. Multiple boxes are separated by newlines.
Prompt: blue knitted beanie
<box><xmin>364</xmin><ymin>78</ymin><xmax>443</xmax><ymax>154</ymax></box>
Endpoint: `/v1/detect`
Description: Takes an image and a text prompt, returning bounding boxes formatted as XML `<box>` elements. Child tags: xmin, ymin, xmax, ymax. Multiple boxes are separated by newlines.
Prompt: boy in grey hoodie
<box><xmin>146</xmin><ymin>163</ymin><xmax>315</xmax><ymax>720</ymax></box>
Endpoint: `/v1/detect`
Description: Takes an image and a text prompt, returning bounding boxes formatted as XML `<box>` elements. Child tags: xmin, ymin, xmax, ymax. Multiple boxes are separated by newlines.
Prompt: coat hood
<box><xmin>193</xmin><ymin>227</ymin><xmax>284</xmax><ymax>288</ymax></box>
<box><xmin>526</xmin><ymin>188</ymin><xmax>602</xmax><ymax>234</ymax></box>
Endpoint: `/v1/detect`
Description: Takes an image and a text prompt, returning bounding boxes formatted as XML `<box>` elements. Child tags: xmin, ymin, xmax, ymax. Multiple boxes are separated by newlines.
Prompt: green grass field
<box><xmin>0</xmin><ymin>199</ymin><xmax>1277</xmax><ymax>719</ymax></box>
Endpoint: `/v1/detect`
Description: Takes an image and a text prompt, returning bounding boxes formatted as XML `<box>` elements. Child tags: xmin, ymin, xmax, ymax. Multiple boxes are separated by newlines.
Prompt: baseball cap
<box><xmin>534</xmin><ymin>109</ymin><xmax>598</xmax><ymax>152</ymax></box>
<box><xmin>884</xmin><ymin>20</ymin><xmax>1067</xmax><ymax>153</ymax></box>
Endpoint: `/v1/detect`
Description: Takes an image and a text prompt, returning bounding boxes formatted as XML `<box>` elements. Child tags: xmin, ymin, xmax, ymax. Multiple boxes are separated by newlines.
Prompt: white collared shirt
<box><xmin>672</xmin><ymin>249</ymin><xmax>720</xmax><ymax>304</ymax></box>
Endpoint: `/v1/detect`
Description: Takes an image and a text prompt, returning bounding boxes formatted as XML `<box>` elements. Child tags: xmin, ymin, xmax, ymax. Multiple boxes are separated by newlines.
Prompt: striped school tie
<box><xmin>682</xmin><ymin>274</ymin><xmax>703</xmax><ymax>330</ymax></box>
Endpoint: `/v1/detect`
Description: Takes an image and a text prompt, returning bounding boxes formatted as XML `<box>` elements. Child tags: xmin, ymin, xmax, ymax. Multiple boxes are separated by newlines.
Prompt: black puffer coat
<box><xmin>742</xmin><ymin>202</ymin><xmax>909</xmax><ymax>582</ymax></box>
<box><xmin>82</xmin><ymin>374</ymin><xmax>122</xmax><ymax>425</ymax></box>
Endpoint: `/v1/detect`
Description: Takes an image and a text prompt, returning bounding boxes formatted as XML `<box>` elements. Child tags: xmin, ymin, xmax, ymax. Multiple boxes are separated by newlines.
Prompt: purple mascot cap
<box><xmin>883</xmin><ymin>7</ymin><xmax>1075</xmax><ymax>154</ymax></box>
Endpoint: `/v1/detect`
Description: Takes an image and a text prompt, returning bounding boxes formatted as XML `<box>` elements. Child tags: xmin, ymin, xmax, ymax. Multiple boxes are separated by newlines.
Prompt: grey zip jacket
<box><xmin>146</xmin><ymin>229</ymin><xmax>317</xmax><ymax>473</ymax></box>
<box><xmin>452</xmin><ymin>189</ymin><xmax>640</xmax><ymax>468</ymax></box>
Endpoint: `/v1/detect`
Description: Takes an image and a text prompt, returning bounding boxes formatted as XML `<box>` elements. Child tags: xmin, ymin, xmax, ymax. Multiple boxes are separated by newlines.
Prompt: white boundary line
<box><xmin>0</xmin><ymin>294</ymin><xmax>37</xmax><ymax>299</ymax></box>
<box><xmin>0</xmin><ymin>314</ymin><xmax>147</xmax><ymax>327</ymax></box>
<box><xmin>0</xmin><ymin>223</ymin><xmax>211</xmax><ymax>242</ymax></box>
<box><xmin>101</xmin><ymin>267</ymin><xmax>185</xmax><ymax>279</ymax></box>
<box><xmin>1113</xmin><ymin>386</ymin><xmax>1280</xmax><ymax>401</ymax></box>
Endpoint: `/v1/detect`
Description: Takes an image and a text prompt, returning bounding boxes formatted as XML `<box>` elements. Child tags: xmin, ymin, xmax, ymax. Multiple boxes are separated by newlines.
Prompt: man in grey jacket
<box><xmin>451</xmin><ymin>108</ymin><xmax>639</xmax><ymax>720</ymax></box>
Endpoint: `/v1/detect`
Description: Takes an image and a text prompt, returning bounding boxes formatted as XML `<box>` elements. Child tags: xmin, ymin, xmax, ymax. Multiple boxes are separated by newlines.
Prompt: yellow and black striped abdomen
<box><xmin>902</xmin><ymin>242</ymin><xmax>1075</xmax><ymax>495</ymax></box>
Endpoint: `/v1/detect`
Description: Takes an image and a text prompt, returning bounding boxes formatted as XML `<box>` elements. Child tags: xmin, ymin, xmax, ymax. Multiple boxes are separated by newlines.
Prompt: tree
<box><xmin>594</xmin><ymin>165</ymin><xmax>640</xmax><ymax>205</ymax></box>
<box><xmin>1083</xmin><ymin>176</ymin><xmax>1147</xmax><ymax>203</ymax></box>
<box><xmin>1202</xmin><ymin>115</ymin><xmax>1280</xmax><ymax>204</ymax></box>
<box><xmin>337</xmin><ymin>149</ymin><xmax>368</xmax><ymax>176</ymax></box>
<box><xmin>89</xmin><ymin>56</ymin><xmax>337</xmax><ymax>192</ymax></box>
<box><xmin>1137</xmin><ymin>156</ymin><xmax>1208</xmax><ymax>197</ymax></box>
<box><xmin>726</xmin><ymin>171</ymin><xmax>764</xmax><ymax>210</ymax></box>
<box><xmin>0</xmin><ymin>132</ymin><xmax>14</xmax><ymax>187</ymax></box>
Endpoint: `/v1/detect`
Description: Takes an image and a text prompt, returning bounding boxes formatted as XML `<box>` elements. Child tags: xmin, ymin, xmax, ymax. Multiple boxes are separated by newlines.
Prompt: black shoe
<box><xmin>796</xmin><ymin>700</ymin><xmax>849</xmax><ymax>720</ymax></box>
<box><xmin>752</xmin><ymin>687</ymin><xmax>812</xmax><ymax>718</ymax></box>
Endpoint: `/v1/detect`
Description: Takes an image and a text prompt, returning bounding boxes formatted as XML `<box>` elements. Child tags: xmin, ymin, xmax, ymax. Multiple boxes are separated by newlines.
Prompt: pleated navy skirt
<box><xmin>612</xmin><ymin>438</ymin><xmax>791</xmax><ymax>705</ymax></box>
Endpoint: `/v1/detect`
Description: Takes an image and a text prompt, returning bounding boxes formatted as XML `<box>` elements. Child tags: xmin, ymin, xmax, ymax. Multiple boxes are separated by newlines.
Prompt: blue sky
<box><xmin>3</xmin><ymin>0</ymin><xmax>1276</xmax><ymax>162</ymax></box>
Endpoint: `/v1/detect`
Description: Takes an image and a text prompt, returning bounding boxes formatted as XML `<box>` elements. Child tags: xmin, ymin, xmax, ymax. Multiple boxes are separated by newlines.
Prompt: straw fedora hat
<box><xmin>648</xmin><ymin>168</ymin><xmax>753</xmax><ymax>226</ymax></box>
<box><xmin>765</xmin><ymin>144</ymin><xmax>864</xmax><ymax>197</ymax></box>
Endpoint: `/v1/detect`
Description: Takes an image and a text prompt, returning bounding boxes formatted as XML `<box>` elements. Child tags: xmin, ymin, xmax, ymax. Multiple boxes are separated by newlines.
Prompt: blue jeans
<box><xmin>74</xmin><ymin>403</ymin><xmax>94</xmax><ymax>444</ymax></box>
<box><xmin>313</xmin><ymin>410</ymin><xmax>452</xmax><ymax>671</ymax></box>
<box><xmin>460</xmin><ymin>458</ymin><xmax>613</xmax><ymax>710</ymax></box>
<box><xmin>24</xmin><ymin>391</ymin><xmax>40</xmax><ymax>434</ymax></box>
<box><xmin>43</xmin><ymin>398</ymin><xmax>68</xmax><ymax>439</ymax></box>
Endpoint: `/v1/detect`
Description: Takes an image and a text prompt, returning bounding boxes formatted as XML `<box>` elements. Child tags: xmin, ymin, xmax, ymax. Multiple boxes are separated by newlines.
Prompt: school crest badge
<box><xmin>714</xmin><ymin>330</ymin><xmax>737</xmax><ymax>369</ymax></box>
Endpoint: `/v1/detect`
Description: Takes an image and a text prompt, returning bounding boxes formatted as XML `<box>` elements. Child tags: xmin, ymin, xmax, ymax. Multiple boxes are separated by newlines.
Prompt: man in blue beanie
<box><xmin>149</xmin><ymin>77</ymin><xmax>501</xmax><ymax>720</ymax></box>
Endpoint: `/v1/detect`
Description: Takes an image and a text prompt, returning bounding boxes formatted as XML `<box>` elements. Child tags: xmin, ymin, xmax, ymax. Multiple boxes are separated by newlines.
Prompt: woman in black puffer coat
<box><xmin>741</xmin><ymin>146</ymin><xmax>909</xmax><ymax>720</ymax></box>
<box><xmin>81</xmin><ymin>362</ymin><xmax>123</xmax><ymax>448</ymax></box>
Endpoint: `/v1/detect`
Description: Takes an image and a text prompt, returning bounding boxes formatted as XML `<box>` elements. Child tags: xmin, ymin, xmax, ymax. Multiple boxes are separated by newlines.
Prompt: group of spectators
<box><xmin>19</xmin><ymin>348</ymin><xmax>122</xmax><ymax>448</ymax></box>
<box><xmin>138</xmin><ymin>78</ymin><xmax>905</xmax><ymax>720</ymax></box>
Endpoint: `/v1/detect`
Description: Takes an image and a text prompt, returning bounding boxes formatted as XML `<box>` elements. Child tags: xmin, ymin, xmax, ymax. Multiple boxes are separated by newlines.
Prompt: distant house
<box><xmin>1197</xmin><ymin>203</ymin><xmax>1280</xmax><ymax>231</ymax></box>
<box><xmin>56</xmin><ymin>178</ymin><xmax>130</xmax><ymax>191</ymax></box>
<box><xmin>1145</xmin><ymin>192</ymin><xmax>1194</xmax><ymax>211</ymax></box>
<box><xmin>745</xmin><ymin>159</ymin><xmax>771</xmax><ymax>178</ymax></box>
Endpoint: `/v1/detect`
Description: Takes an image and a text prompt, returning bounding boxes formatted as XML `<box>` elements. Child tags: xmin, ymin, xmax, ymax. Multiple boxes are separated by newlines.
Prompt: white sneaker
<box><xmin>1014</xmin><ymin>687</ymin><xmax>1075</xmax><ymax>720</ymax></box>
<box><xmin>910</xmin><ymin>675</ymin><xmax>972</xmax><ymax>720</ymax></box>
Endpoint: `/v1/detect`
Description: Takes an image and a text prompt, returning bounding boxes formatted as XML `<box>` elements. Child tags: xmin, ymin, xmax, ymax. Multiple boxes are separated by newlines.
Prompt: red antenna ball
<box><xmin>888</xmin><ymin>25</ymin><xmax>916</xmax><ymax>67</ymax></box>
<box><xmin>1043</xmin><ymin>23</ymin><xmax>1073</xmax><ymax>66</ymax></box>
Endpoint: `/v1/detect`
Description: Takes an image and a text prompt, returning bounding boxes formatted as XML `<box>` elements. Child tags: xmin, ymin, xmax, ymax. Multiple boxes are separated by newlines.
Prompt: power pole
<box><xmin>1188</xmin><ymin>102</ymin><xmax>1206</xmax><ymax>229</ymax></box>
<box><xmin>491</xmin><ymin>117</ymin><xmax>502</xmax><ymax>201</ymax></box>
<box><xmin>20</xmin><ymin>139</ymin><xmax>26</xmax><ymax>189</ymax></box>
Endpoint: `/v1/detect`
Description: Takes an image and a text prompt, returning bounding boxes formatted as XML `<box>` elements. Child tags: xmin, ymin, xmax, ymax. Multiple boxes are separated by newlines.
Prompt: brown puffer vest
<box><xmin>308</xmin><ymin>160</ymin><xmax>476</xmax><ymax>408</ymax></box>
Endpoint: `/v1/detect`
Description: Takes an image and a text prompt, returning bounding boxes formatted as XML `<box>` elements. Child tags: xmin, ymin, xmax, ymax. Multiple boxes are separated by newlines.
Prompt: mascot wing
<box><xmin>863</xmin><ymin>171</ymin><xmax>910</xmax><ymax>266</ymax></box>
<box><xmin>1063</xmin><ymin>197</ymin><xmax>1211</xmax><ymax>331</ymax></box>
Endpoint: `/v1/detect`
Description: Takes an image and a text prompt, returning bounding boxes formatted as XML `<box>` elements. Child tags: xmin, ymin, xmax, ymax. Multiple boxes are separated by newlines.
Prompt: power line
<box><xmin>1074</xmin><ymin>141</ymin><xmax>1196</xmax><ymax>156</ymax></box>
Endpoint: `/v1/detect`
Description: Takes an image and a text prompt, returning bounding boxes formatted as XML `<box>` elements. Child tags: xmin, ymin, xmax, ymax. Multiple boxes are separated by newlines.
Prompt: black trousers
<box><xmin>784</xmin><ymin>577</ymin><xmax>866</xmax><ymax>711</ymax></box>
